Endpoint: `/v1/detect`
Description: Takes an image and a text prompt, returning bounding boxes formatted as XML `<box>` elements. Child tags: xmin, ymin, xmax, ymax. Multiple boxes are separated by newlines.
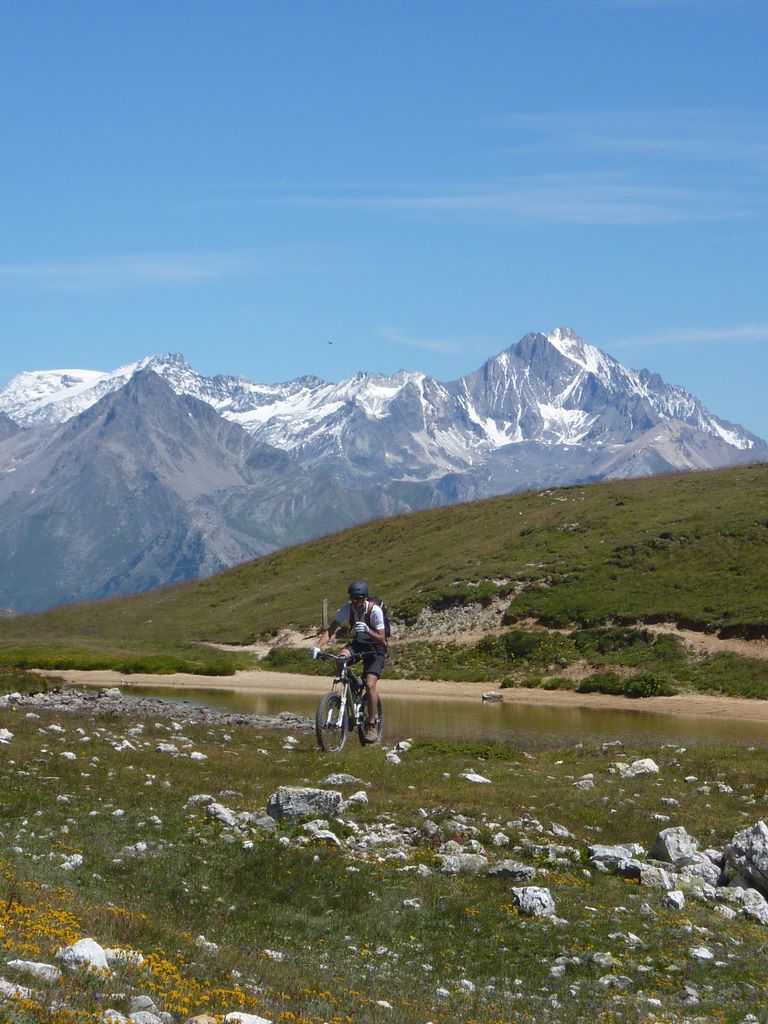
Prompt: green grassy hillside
<box><xmin>0</xmin><ymin>463</ymin><xmax>766</xmax><ymax>672</ymax></box>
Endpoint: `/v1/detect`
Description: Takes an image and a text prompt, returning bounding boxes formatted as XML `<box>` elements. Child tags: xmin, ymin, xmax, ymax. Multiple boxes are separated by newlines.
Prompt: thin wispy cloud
<box><xmin>0</xmin><ymin>248</ymin><xmax>337</xmax><ymax>293</ymax></box>
<box><xmin>495</xmin><ymin>109</ymin><xmax>768</xmax><ymax>165</ymax></box>
<box><xmin>201</xmin><ymin>176</ymin><xmax>754</xmax><ymax>227</ymax></box>
<box><xmin>377</xmin><ymin>327</ymin><xmax>485</xmax><ymax>357</ymax></box>
<box><xmin>615</xmin><ymin>323</ymin><xmax>768</xmax><ymax>348</ymax></box>
<box><xmin>0</xmin><ymin>252</ymin><xmax>248</xmax><ymax>292</ymax></box>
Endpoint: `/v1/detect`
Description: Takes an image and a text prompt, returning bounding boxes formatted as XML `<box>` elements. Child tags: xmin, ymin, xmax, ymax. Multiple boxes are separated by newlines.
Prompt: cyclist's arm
<box><xmin>365</xmin><ymin>606</ymin><xmax>387</xmax><ymax>645</ymax></box>
<box><xmin>317</xmin><ymin>605</ymin><xmax>346</xmax><ymax>648</ymax></box>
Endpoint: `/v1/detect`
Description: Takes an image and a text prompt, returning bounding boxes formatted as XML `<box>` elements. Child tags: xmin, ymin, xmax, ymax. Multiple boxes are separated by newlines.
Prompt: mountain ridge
<box><xmin>0</xmin><ymin>327</ymin><xmax>765</xmax><ymax>612</ymax></box>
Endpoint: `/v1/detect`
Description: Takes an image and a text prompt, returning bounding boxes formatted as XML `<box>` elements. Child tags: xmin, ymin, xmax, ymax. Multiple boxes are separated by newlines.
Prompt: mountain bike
<box><xmin>314</xmin><ymin>651</ymin><xmax>383</xmax><ymax>752</ymax></box>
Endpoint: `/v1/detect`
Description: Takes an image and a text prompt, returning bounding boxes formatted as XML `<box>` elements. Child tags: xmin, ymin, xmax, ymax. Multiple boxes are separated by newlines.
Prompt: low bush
<box><xmin>577</xmin><ymin>671</ymin><xmax>676</xmax><ymax>698</ymax></box>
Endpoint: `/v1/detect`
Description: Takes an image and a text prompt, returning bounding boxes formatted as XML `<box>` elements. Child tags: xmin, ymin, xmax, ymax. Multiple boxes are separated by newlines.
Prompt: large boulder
<box><xmin>724</xmin><ymin>821</ymin><xmax>768</xmax><ymax>896</ymax></box>
<box><xmin>648</xmin><ymin>826</ymin><xmax>699</xmax><ymax>865</ymax></box>
<box><xmin>266</xmin><ymin>786</ymin><xmax>342</xmax><ymax>824</ymax></box>
<box><xmin>55</xmin><ymin>938</ymin><xmax>110</xmax><ymax>973</ymax></box>
<box><xmin>511</xmin><ymin>886</ymin><xmax>556</xmax><ymax>917</ymax></box>
<box><xmin>437</xmin><ymin>854</ymin><xmax>488</xmax><ymax>874</ymax></box>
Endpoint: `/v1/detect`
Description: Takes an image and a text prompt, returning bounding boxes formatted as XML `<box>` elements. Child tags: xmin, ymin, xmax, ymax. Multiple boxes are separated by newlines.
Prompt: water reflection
<box><xmin>118</xmin><ymin>685</ymin><xmax>768</xmax><ymax>746</ymax></box>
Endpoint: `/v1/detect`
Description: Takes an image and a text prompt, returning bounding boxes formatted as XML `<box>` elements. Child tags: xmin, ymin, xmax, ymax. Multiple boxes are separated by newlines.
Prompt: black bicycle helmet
<box><xmin>347</xmin><ymin>579</ymin><xmax>369</xmax><ymax>598</ymax></box>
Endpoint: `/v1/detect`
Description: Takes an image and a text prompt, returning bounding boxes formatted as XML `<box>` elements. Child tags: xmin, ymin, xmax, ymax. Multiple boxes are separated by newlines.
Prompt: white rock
<box><xmin>666</xmin><ymin>890</ymin><xmax>685</xmax><ymax>911</ymax></box>
<box><xmin>56</xmin><ymin>937</ymin><xmax>110</xmax><ymax>973</ymax></box>
<box><xmin>0</xmin><ymin>978</ymin><xmax>33</xmax><ymax>999</ymax></box>
<box><xmin>206</xmin><ymin>803</ymin><xmax>238</xmax><ymax>828</ymax></box>
<box><xmin>190</xmin><ymin>751</ymin><xmax>208</xmax><ymax>761</ymax></box>
<box><xmin>343</xmin><ymin>790</ymin><xmax>369</xmax><ymax>807</ymax></box>
<box><xmin>386</xmin><ymin>752</ymin><xmax>402</xmax><ymax>765</ymax></box>
<box><xmin>459</xmin><ymin>771</ymin><xmax>492</xmax><ymax>784</ymax></box>
<box><xmin>194</xmin><ymin>935</ymin><xmax>219</xmax><ymax>955</ymax></box>
<box><xmin>0</xmin><ymin>729</ymin><xmax>13</xmax><ymax>743</ymax></box>
<box><xmin>105</xmin><ymin>947</ymin><xmax>145</xmax><ymax>966</ymax></box>
<box><xmin>690</xmin><ymin>946</ymin><xmax>714</xmax><ymax>962</ymax></box>
<box><xmin>6</xmin><ymin>959</ymin><xmax>61</xmax><ymax>982</ymax></box>
<box><xmin>612</xmin><ymin>758</ymin><xmax>659</xmax><ymax>778</ymax></box>
<box><xmin>320</xmin><ymin>773</ymin><xmax>366</xmax><ymax>786</ymax></box>
<box><xmin>266</xmin><ymin>787</ymin><xmax>342</xmax><ymax>823</ymax></box>
<box><xmin>185</xmin><ymin>794</ymin><xmax>215</xmax><ymax>807</ymax></box>
<box><xmin>224</xmin><ymin>1014</ymin><xmax>273</xmax><ymax>1024</ymax></box>
<box><xmin>511</xmin><ymin>886</ymin><xmax>556</xmax><ymax>917</ymax></box>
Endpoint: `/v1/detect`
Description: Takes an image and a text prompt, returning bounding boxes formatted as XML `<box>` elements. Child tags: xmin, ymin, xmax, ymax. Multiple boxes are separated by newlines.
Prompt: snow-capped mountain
<box><xmin>1</xmin><ymin>328</ymin><xmax>759</xmax><ymax>481</ymax></box>
<box><xmin>0</xmin><ymin>327</ymin><xmax>764</xmax><ymax>612</ymax></box>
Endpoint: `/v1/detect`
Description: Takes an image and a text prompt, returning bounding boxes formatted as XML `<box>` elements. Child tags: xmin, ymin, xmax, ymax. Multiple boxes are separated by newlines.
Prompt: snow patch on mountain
<box><xmin>0</xmin><ymin>328</ymin><xmax>761</xmax><ymax>481</ymax></box>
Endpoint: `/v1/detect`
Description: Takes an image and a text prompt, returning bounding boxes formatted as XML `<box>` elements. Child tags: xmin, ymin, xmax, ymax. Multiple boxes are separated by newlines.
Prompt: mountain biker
<box><xmin>313</xmin><ymin>580</ymin><xmax>386</xmax><ymax>743</ymax></box>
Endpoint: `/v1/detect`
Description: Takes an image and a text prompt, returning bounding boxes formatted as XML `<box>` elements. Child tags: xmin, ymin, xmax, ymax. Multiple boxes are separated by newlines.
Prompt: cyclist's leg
<box><xmin>362</xmin><ymin>649</ymin><xmax>385</xmax><ymax>725</ymax></box>
<box><xmin>364</xmin><ymin>671</ymin><xmax>379</xmax><ymax>724</ymax></box>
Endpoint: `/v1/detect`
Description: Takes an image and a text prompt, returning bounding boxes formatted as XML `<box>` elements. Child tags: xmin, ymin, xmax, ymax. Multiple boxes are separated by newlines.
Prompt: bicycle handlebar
<box><xmin>314</xmin><ymin>651</ymin><xmax>361</xmax><ymax>667</ymax></box>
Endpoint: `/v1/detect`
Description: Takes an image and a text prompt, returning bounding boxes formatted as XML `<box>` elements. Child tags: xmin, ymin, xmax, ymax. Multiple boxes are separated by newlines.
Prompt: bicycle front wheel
<box><xmin>357</xmin><ymin>695</ymin><xmax>384</xmax><ymax>747</ymax></box>
<box><xmin>316</xmin><ymin>691</ymin><xmax>348</xmax><ymax>752</ymax></box>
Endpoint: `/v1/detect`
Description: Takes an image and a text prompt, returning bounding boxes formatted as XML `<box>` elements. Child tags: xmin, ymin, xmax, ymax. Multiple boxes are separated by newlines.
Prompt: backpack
<box><xmin>349</xmin><ymin>597</ymin><xmax>391</xmax><ymax>641</ymax></box>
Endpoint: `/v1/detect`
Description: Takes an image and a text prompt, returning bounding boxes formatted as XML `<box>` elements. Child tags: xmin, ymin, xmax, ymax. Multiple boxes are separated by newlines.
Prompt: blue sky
<box><xmin>2</xmin><ymin>0</ymin><xmax>767</xmax><ymax>438</ymax></box>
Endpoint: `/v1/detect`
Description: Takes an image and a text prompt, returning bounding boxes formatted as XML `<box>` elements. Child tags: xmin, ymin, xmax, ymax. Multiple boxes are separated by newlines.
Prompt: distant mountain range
<box><xmin>0</xmin><ymin>326</ymin><xmax>765</xmax><ymax>612</ymax></box>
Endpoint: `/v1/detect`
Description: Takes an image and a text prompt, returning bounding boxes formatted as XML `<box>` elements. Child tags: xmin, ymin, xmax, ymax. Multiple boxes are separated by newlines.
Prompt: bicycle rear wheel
<box><xmin>357</xmin><ymin>695</ymin><xmax>383</xmax><ymax>746</ymax></box>
<box><xmin>316</xmin><ymin>691</ymin><xmax>348</xmax><ymax>752</ymax></box>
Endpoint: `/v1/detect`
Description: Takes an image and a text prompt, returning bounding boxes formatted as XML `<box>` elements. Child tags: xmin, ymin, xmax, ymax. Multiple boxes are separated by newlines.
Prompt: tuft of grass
<box><xmin>0</xmin><ymin>667</ymin><xmax>51</xmax><ymax>696</ymax></box>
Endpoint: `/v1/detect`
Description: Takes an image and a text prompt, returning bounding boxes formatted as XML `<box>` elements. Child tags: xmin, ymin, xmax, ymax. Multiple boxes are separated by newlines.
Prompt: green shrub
<box><xmin>577</xmin><ymin>670</ymin><xmax>676</xmax><ymax>698</ymax></box>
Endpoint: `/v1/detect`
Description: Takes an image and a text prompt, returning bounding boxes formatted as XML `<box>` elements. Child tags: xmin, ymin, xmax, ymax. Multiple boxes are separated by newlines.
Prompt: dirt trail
<box><xmin>208</xmin><ymin>619</ymin><xmax>768</xmax><ymax>662</ymax></box>
<box><xmin>642</xmin><ymin>622</ymin><xmax>768</xmax><ymax>660</ymax></box>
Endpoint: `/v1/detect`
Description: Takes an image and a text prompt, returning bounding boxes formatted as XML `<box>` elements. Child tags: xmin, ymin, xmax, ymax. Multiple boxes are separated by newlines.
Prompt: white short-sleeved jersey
<box><xmin>333</xmin><ymin>600</ymin><xmax>385</xmax><ymax>633</ymax></box>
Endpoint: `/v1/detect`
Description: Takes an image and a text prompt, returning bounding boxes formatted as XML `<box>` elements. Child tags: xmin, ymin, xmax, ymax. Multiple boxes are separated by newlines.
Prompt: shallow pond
<box><xmin>119</xmin><ymin>684</ymin><xmax>768</xmax><ymax>746</ymax></box>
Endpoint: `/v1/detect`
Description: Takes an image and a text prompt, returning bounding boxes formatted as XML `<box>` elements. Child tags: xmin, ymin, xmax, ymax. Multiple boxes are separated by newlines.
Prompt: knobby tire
<box><xmin>315</xmin><ymin>691</ymin><xmax>348</xmax><ymax>752</ymax></box>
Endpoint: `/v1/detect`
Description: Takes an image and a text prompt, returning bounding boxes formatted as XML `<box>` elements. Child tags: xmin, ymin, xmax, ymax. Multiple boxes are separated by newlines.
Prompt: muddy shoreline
<box><xmin>47</xmin><ymin>668</ymin><xmax>768</xmax><ymax>726</ymax></box>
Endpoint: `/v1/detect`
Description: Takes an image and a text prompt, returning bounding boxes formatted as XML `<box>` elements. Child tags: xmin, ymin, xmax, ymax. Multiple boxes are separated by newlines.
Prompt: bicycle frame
<box><xmin>328</xmin><ymin>657</ymin><xmax>366</xmax><ymax>728</ymax></box>
<box><xmin>314</xmin><ymin>651</ymin><xmax>382</xmax><ymax>751</ymax></box>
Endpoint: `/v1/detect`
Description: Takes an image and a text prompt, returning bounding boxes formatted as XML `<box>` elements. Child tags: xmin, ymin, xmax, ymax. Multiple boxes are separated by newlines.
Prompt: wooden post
<box><xmin>322</xmin><ymin>598</ymin><xmax>328</xmax><ymax>632</ymax></box>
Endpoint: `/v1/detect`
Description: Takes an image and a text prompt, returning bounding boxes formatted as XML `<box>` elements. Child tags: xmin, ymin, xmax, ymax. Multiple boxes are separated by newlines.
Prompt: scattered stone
<box><xmin>6</xmin><ymin>960</ymin><xmax>61</xmax><ymax>982</ymax></box>
<box><xmin>665</xmin><ymin>890</ymin><xmax>685</xmax><ymax>911</ymax></box>
<box><xmin>437</xmin><ymin>854</ymin><xmax>489</xmax><ymax>874</ymax></box>
<box><xmin>223</xmin><ymin>1014</ymin><xmax>272</xmax><ymax>1024</ymax></box>
<box><xmin>725</xmin><ymin>820</ymin><xmax>768</xmax><ymax>897</ymax></box>
<box><xmin>689</xmin><ymin>946</ymin><xmax>714</xmax><ymax>963</ymax></box>
<box><xmin>611</xmin><ymin>758</ymin><xmax>659</xmax><ymax>778</ymax></box>
<box><xmin>487</xmin><ymin>860</ymin><xmax>537</xmax><ymax>882</ymax></box>
<box><xmin>511</xmin><ymin>886</ymin><xmax>556</xmax><ymax>917</ymax></box>
<box><xmin>55</xmin><ymin>937</ymin><xmax>110</xmax><ymax>973</ymax></box>
<box><xmin>481</xmin><ymin>692</ymin><xmax>503</xmax><ymax>702</ymax></box>
<box><xmin>266</xmin><ymin>787</ymin><xmax>342</xmax><ymax>824</ymax></box>
<box><xmin>458</xmin><ymin>771</ymin><xmax>492</xmax><ymax>784</ymax></box>
<box><xmin>320</xmin><ymin>773</ymin><xmax>367</xmax><ymax>787</ymax></box>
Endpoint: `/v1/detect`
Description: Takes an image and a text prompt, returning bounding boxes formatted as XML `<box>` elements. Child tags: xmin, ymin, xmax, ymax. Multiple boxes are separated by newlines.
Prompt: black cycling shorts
<box><xmin>349</xmin><ymin>639</ymin><xmax>386</xmax><ymax>679</ymax></box>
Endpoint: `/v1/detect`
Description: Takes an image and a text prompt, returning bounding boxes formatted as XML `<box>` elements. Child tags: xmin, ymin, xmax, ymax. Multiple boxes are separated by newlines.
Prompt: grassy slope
<box><xmin>0</xmin><ymin>463</ymin><xmax>766</xmax><ymax>669</ymax></box>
